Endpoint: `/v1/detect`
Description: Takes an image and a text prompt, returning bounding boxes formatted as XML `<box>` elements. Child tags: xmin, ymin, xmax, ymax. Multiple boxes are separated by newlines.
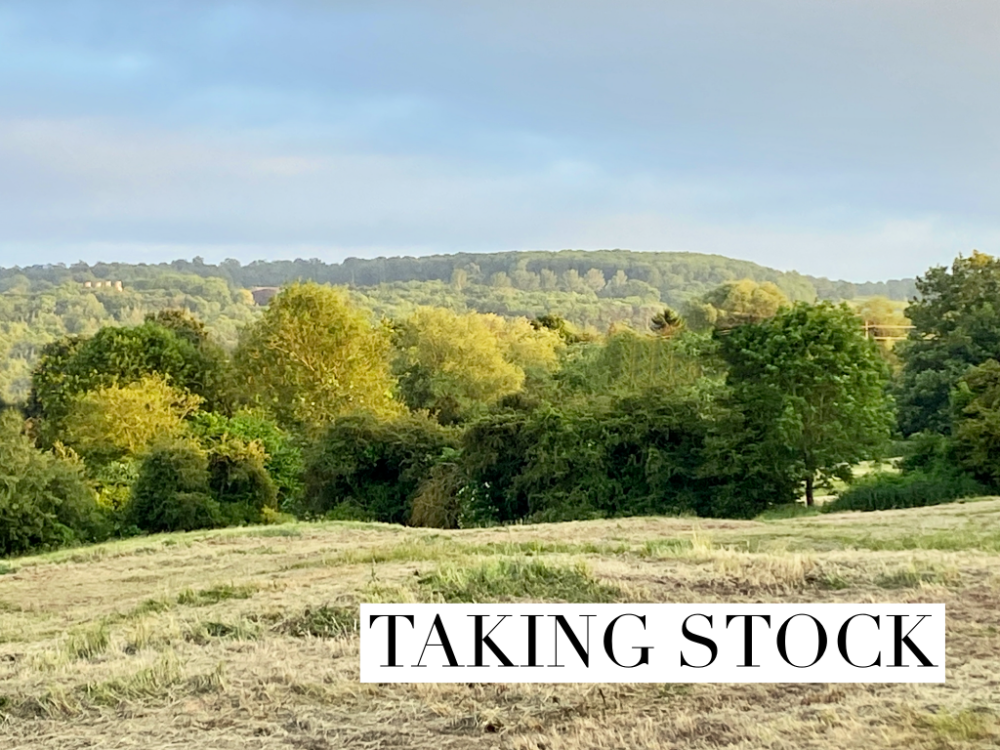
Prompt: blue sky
<box><xmin>1</xmin><ymin>1</ymin><xmax>997</xmax><ymax>280</ymax></box>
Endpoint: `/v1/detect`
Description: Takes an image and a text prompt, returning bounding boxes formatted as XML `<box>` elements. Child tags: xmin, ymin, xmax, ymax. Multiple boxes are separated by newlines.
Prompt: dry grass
<box><xmin>1</xmin><ymin>499</ymin><xmax>999</xmax><ymax>748</ymax></box>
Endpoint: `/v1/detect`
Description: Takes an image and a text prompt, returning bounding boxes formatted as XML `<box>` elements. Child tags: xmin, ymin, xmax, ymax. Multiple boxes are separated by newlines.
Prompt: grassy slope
<box><xmin>1</xmin><ymin>500</ymin><xmax>999</xmax><ymax>749</ymax></box>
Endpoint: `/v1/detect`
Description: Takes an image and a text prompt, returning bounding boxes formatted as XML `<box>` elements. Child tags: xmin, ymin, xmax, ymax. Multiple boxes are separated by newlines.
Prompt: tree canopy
<box><xmin>234</xmin><ymin>282</ymin><xmax>400</xmax><ymax>429</ymax></box>
<box><xmin>896</xmin><ymin>251</ymin><xmax>1000</xmax><ymax>435</ymax></box>
<box><xmin>717</xmin><ymin>302</ymin><xmax>894</xmax><ymax>505</ymax></box>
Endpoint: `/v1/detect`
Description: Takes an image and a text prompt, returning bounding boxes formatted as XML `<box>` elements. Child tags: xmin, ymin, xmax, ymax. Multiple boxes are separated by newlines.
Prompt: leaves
<box><xmin>234</xmin><ymin>283</ymin><xmax>400</xmax><ymax>430</ymax></box>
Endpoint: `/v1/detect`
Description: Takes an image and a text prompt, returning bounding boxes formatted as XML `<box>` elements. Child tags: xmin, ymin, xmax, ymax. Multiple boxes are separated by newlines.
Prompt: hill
<box><xmin>0</xmin><ymin>250</ymin><xmax>918</xmax><ymax>402</ymax></box>
<box><xmin>0</xmin><ymin>499</ymin><xmax>996</xmax><ymax>748</ymax></box>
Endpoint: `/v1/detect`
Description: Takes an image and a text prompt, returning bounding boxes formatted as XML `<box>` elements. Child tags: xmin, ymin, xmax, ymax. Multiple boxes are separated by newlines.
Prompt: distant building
<box><xmin>251</xmin><ymin>287</ymin><xmax>280</xmax><ymax>305</ymax></box>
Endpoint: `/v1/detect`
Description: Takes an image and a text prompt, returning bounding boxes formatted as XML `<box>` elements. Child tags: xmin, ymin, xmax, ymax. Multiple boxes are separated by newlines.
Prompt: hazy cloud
<box><xmin>1</xmin><ymin>0</ymin><xmax>997</xmax><ymax>279</ymax></box>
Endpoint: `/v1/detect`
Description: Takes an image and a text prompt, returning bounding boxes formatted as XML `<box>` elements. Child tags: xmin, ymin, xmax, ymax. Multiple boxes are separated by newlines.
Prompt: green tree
<box><xmin>717</xmin><ymin>302</ymin><xmax>894</xmax><ymax>506</ymax></box>
<box><xmin>302</xmin><ymin>412</ymin><xmax>457</xmax><ymax>523</ymax></box>
<box><xmin>28</xmin><ymin>318</ymin><xmax>231</xmax><ymax>442</ymax></box>
<box><xmin>951</xmin><ymin>359</ymin><xmax>1000</xmax><ymax>487</ymax></box>
<box><xmin>0</xmin><ymin>410</ymin><xmax>105</xmax><ymax>555</ymax></box>
<box><xmin>896</xmin><ymin>251</ymin><xmax>1000</xmax><ymax>435</ymax></box>
<box><xmin>144</xmin><ymin>308</ymin><xmax>210</xmax><ymax>345</ymax></box>
<box><xmin>234</xmin><ymin>282</ymin><xmax>400</xmax><ymax>429</ymax></box>
<box><xmin>649</xmin><ymin>307</ymin><xmax>685</xmax><ymax>338</ymax></box>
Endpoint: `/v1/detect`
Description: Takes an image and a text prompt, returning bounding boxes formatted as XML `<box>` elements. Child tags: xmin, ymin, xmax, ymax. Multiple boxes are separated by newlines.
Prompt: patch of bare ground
<box><xmin>1</xmin><ymin>501</ymin><xmax>999</xmax><ymax>748</ymax></box>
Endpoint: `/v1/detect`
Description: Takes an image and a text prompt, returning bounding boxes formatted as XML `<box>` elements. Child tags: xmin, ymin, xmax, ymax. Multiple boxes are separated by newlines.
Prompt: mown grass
<box><xmin>2</xmin><ymin>499</ymin><xmax>1000</xmax><ymax>748</ymax></box>
<box><xmin>64</xmin><ymin>625</ymin><xmax>109</xmax><ymax>660</ymax></box>
<box><xmin>418</xmin><ymin>559</ymin><xmax>622</xmax><ymax>603</ymax></box>
<box><xmin>81</xmin><ymin>653</ymin><xmax>183</xmax><ymax>707</ymax></box>
<box><xmin>915</xmin><ymin>709</ymin><xmax>997</xmax><ymax>743</ymax></box>
<box><xmin>276</xmin><ymin>604</ymin><xmax>358</xmax><ymax>638</ymax></box>
<box><xmin>176</xmin><ymin>583</ymin><xmax>258</xmax><ymax>606</ymax></box>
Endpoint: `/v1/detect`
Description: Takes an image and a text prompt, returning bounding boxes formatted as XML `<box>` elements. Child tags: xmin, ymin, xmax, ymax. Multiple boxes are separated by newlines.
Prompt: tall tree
<box><xmin>234</xmin><ymin>282</ymin><xmax>399</xmax><ymax>429</ymax></box>
<box><xmin>392</xmin><ymin>307</ymin><xmax>525</xmax><ymax>423</ymax></box>
<box><xmin>718</xmin><ymin>302</ymin><xmax>894</xmax><ymax>505</ymax></box>
<box><xmin>27</xmin><ymin>318</ymin><xmax>231</xmax><ymax>444</ymax></box>
<box><xmin>896</xmin><ymin>251</ymin><xmax>1000</xmax><ymax>435</ymax></box>
<box><xmin>62</xmin><ymin>375</ymin><xmax>201</xmax><ymax>463</ymax></box>
<box><xmin>951</xmin><ymin>359</ymin><xmax>1000</xmax><ymax>487</ymax></box>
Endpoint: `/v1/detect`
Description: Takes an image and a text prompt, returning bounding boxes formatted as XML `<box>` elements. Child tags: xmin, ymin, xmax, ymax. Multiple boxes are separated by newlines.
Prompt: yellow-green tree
<box><xmin>62</xmin><ymin>375</ymin><xmax>201</xmax><ymax>462</ymax></box>
<box><xmin>234</xmin><ymin>283</ymin><xmax>400</xmax><ymax>429</ymax></box>
<box><xmin>481</xmin><ymin>314</ymin><xmax>564</xmax><ymax>376</ymax></box>
<box><xmin>393</xmin><ymin>307</ymin><xmax>525</xmax><ymax>422</ymax></box>
<box><xmin>685</xmin><ymin>279</ymin><xmax>790</xmax><ymax>331</ymax></box>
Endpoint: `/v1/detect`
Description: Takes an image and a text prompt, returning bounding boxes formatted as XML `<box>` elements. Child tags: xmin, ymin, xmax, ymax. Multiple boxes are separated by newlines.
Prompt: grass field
<box><xmin>1</xmin><ymin>499</ymin><xmax>999</xmax><ymax>749</ymax></box>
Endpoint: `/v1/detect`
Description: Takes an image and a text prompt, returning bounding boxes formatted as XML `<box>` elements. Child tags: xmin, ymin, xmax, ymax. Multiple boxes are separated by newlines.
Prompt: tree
<box><xmin>144</xmin><ymin>308</ymin><xmax>209</xmax><ymax>345</ymax></box>
<box><xmin>649</xmin><ymin>307</ymin><xmax>684</xmax><ymax>338</ymax></box>
<box><xmin>853</xmin><ymin>297</ymin><xmax>910</xmax><ymax>340</ymax></box>
<box><xmin>62</xmin><ymin>375</ymin><xmax>201</xmax><ymax>463</ymax></box>
<box><xmin>233</xmin><ymin>283</ymin><xmax>400</xmax><ymax>429</ymax></box>
<box><xmin>28</xmin><ymin>318</ymin><xmax>231</xmax><ymax>442</ymax></box>
<box><xmin>302</xmin><ymin>412</ymin><xmax>457</xmax><ymax>523</ymax></box>
<box><xmin>951</xmin><ymin>359</ymin><xmax>1000</xmax><ymax>487</ymax></box>
<box><xmin>896</xmin><ymin>251</ymin><xmax>1000</xmax><ymax>435</ymax></box>
<box><xmin>717</xmin><ymin>302</ymin><xmax>894</xmax><ymax>506</ymax></box>
<box><xmin>853</xmin><ymin>296</ymin><xmax>911</xmax><ymax>368</ymax></box>
<box><xmin>684</xmin><ymin>279</ymin><xmax>790</xmax><ymax>331</ymax></box>
<box><xmin>392</xmin><ymin>307</ymin><xmax>525</xmax><ymax>423</ymax></box>
<box><xmin>0</xmin><ymin>410</ymin><xmax>105</xmax><ymax>555</ymax></box>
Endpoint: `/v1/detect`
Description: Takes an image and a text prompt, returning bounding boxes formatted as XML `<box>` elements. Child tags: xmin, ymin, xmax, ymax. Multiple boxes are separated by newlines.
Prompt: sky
<box><xmin>1</xmin><ymin>1</ymin><xmax>998</xmax><ymax>281</ymax></box>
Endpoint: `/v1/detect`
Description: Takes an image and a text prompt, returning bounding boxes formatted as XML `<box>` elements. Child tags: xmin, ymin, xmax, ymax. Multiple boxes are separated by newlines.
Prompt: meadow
<box><xmin>1</xmin><ymin>499</ymin><xmax>998</xmax><ymax>749</ymax></box>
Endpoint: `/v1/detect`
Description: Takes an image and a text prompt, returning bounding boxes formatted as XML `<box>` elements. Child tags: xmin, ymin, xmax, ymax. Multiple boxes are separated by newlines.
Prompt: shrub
<box><xmin>460</xmin><ymin>391</ymin><xmax>721</xmax><ymax>524</ymax></box>
<box><xmin>409</xmin><ymin>460</ymin><xmax>464</xmax><ymax>528</ymax></box>
<box><xmin>129</xmin><ymin>440</ymin><xmax>222</xmax><ymax>533</ymax></box>
<box><xmin>205</xmin><ymin>436</ymin><xmax>279</xmax><ymax>525</ymax></box>
<box><xmin>826</xmin><ymin>471</ymin><xmax>986</xmax><ymax>513</ymax></box>
<box><xmin>0</xmin><ymin>410</ymin><xmax>107</xmax><ymax>556</ymax></box>
<box><xmin>189</xmin><ymin>411</ymin><xmax>303</xmax><ymax>512</ymax></box>
<box><xmin>302</xmin><ymin>412</ymin><xmax>458</xmax><ymax>523</ymax></box>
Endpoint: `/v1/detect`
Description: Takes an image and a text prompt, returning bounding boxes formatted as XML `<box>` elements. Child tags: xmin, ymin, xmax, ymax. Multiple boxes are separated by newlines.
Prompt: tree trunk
<box><xmin>805</xmin><ymin>474</ymin><xmax>814</xmax><ymax>506</ymax></box>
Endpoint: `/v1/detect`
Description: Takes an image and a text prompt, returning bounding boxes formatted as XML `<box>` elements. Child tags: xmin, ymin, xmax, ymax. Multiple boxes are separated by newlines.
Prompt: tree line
<box><xmin>0</xmin><ymin>250</ymin><xmax>916</xmax><ymax>404</ymax></box>
<box><xmin>2</xmin><ymin>251</ymin><xmax>996</xmax><ymax>557</ymax></box>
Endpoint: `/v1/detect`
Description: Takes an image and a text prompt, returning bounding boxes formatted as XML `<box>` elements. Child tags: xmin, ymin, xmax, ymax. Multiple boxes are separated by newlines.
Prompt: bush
<box><xmin>205</xmin><ymin>436</ymin><xmax>279</xmax><ymax>525</ymax></box>
<box><xmin>0</xmin><ymin>411</ymin><xmax>107</xmax><ymax>556</ymax></box>
<box><xmin>129</xmin><ymin>441</ymin><xmax>222</xmax><ymax>533</ymax></box>
<box><xmin>460</xmin><ymin>391</ymin><xmax>723</xmax><ymax>524</ymax></box>
<box><xmin>189</xmin><ymin>411</ymin><xmax>303</xmax><ymax>512</ymax></box>
<box><xmin>302</xmin><ymin>412</ymin><xmax>458</xmax><ymax>523</ymax></box>
<box><xmin>409</xmin><ymin>460</ymin><xmax>463</xmax><ymax>528</ymax></box>
<box><xmin>826</xmin><ymin>471</ymin><xmax>987</xmax><ymax>513</ymax></box>
<box><xmin>131</xmin><ymin>435</ymin><xmax>280</xmax><ymax>533</ymax></box>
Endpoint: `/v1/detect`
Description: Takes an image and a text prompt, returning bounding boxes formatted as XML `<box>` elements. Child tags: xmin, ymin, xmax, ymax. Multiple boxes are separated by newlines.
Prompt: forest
<box><xmin>2</xmin><ymin>249</ymin><xmax>996</xmax><ymax>558</ymax></box>
<box><xmin>0</xmin><ymin>250</ymin><xmax>916</xmax><ymax>404</ymax></box>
